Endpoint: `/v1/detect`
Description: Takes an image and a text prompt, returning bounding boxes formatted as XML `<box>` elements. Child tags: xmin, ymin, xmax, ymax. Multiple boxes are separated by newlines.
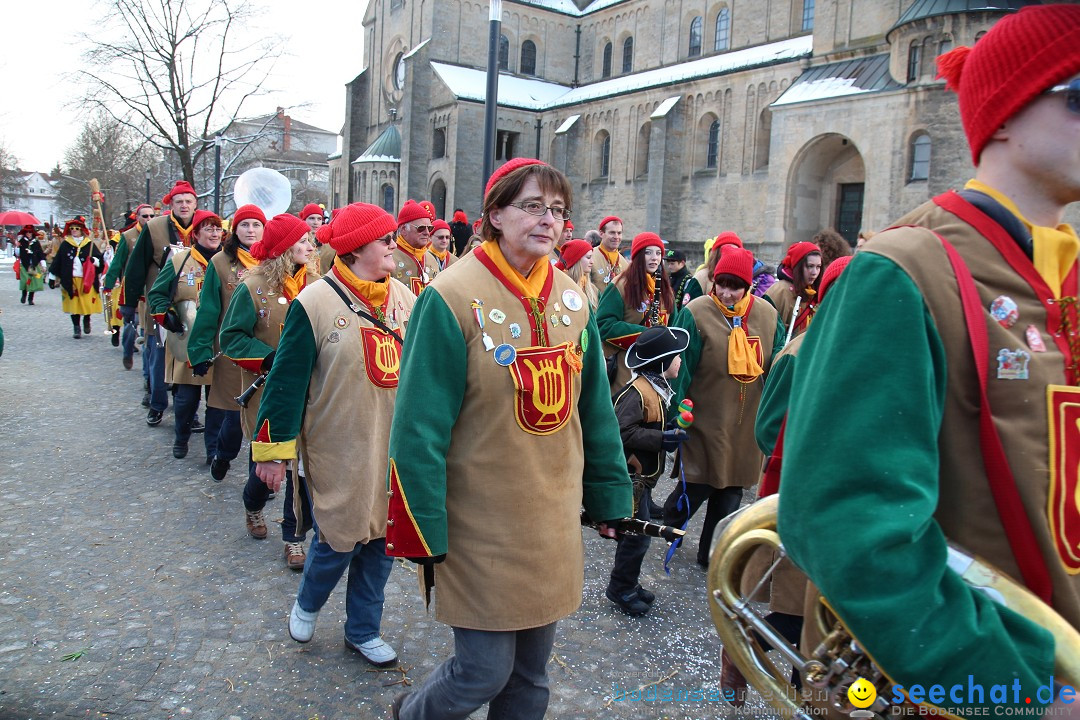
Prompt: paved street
<box><xmin>0</xmin><ymin>258</ymin><xmax>763</xmax><ymax>720</ymax></box>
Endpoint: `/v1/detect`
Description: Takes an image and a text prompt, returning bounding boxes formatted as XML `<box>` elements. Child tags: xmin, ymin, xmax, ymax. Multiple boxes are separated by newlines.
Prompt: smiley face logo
<box><xmin>848</xmin><ymin>677</ymin><xmax>877</xmax><ymax>710</ymax></box>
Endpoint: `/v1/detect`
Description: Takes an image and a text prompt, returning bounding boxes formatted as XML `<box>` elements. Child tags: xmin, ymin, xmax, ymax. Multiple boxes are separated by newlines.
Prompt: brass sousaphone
<box><xmin>165</xmin><ymin>299</ymin><xmax>198</xmax><ymax>364</ymax></box>
<box><xmin>707</xmin><ymin>495</ymin><xmax>1080</xmax><ymax>719</ymax></box>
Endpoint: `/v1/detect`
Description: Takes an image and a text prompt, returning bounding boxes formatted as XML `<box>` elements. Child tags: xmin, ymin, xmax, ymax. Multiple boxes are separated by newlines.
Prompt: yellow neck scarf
<box><xmin>65</xmin><ymin>235</ymin><xmax>89</xmax><ymax>248</ymax></box>
<box><xmin>644</xmin><ymin>273</ymin><xmax>656</xmax><ymax>299</ymax></box>
<box><xmin>333</xmin><ymin>257</ymin><xmax>388</xmax><ymax>308</ymax></box>
<box><xmin>429</xmin><ymin>247</ymin><xmax>449</xmax><ymax>263</ymax></box>
<box><xmin>283</xmin><ymin>265</ymin><xmax>307</xmax><ymax>302</ymax></box>
<box><xmin>598</xmin><ymin>246</ymin><xmax>620</xmax><ymax>269</ymax></box>
<box><xmin>189</xmin><ymin>247</ymin><xmax>208</xmax><ymax>268</ymax></box>
<box><xmin>396</xmin><ymin>235</ymin><xmax>429</xmax><ymax>263</ymax></box>
<box><xmin>170</xmin><ymin>214</ymin><xmax>193</xmax><ymax>245</ymax></box>
<box><xmin>712</xmin><ymin>293</ymin><xmax>763</xmax><ymax>383</ymax></box>
<box><xmin>236</xmin><ymin>246</ymin><xmax>258</xmax><ymax>270</ymax></box>
<box><xmin>481</xmin><ymin>240</ymin><xmax>550</xmax><ymax>298</ymax></box>
<box><xmin>966</xmin><ymin>179</ymin><xmax>1079</xmax><ymax>298</ymax></box>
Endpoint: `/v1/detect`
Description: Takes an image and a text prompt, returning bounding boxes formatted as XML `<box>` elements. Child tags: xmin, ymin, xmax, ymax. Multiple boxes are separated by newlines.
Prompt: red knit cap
<box><xmin>432</xmin><ymin>219</ymin><xmax>451</xmax><ymax>234</ymax></box>
<box><xmin>63</xmin><ymin>216</ymin><xmax>89</xmax><ymax>235</ymax></box>
<box><xmin>555</xmin><ymin>239</ymin><xmax>592</xmax><ymax>271</ymax></box>
<box><xmin>251</xmin><ymin>213</ymin><xmax>310</xmax><ymax>261</ymax></box>
<box><xmin>397</xmin><ymin>199</ymin><xmax>430</xmax><ymax>226</ymax></box>
<box><xmin>163</xmin><ymin>180</ymin><xmax>197</xmax><ymax>204</ymax></box>
<box><xmin>418</xmin><ymin>200</ymin><xmax>437</xmax><ymax>221</ymax></box>
<box><xmin>710</xmin><ymin>231</ymin><xmax>743</xmax><ymax>250</ymax></box>
<box><xmin>565</xmin><ymin>219</ymin><xmax>574</xmax><ymax>231</ymax></box>
<box><xmin>232</xmin><ymin>204</ymin><xmax>266</xmax><ymax>228</ymax></box>
<box><xmin>485</xmin><ymin>158</ymin><xmax>548</xmax><ymax>197</ymax></box>
<box><xmin>190</xmin><ymin>209</ymin><xmax>221</xmax><ymax>232</ymax></box>
<box><xmin>781</xmin><ymin>241</ymin><xmax>820</xmax><ymax>272</ymax></box>
<box><xmin>453</xmin><ymin>210</ymin><xmax>468</xmax><ymax>224</ymax></box>
<box><xmin>299</xmin><ymin>203</ymin><xmax>323</xmax><ymax>221</ymax></box>
<box><xmin>937</xmin><ymin>5</ymin><xmax>1080</xmax><ymax>165</ymax></box>
<box><xmin>630</xmin><ymin>232</ymin><xmax>664</xmax><ymax>258</ymax></box>
<box><xmin>321</xmin><ymin>203</ymin><xmax>398</xmax><ymax>255</ymax></box>
<box><xmin>713</xmin><ymin>245</ymin><xmax>754</xmax><ymax>286</ymax></box>
<box><xmin>818</xmin><ymin>254</ymin><xmax>853</xmax><ymax>302</ymax></box>
<box><xmin>599</xmin><ymin>215</ymin><xmax>622</xmax><ymax>232</ymax></box>
<box><xmin>133</xmin><ymin>203</ymin><xmax>153</xmax><ymax>216</ymax></box>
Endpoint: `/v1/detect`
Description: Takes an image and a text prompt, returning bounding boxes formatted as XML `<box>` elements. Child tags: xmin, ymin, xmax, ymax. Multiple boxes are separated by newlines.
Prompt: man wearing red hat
<box><xmin>104</xmin><ymin>203</ymin><xmax>155</xmax><ymax>371</ymax></box>
<box><xmin>252</xmin><ymin>202</ymin><xmax>415</xmax><ymax>669</ymax></box>
<box><xmin>590</xmin><ymin>215</ymin><xmax>629</xmax><ymax>291</ymax></box>
<box><xmin>779</xmin><ymin>6</ymin><xmax>1080</xmax><ymax>712</ymax></box>
<box><xmin>121</xmin><ymin>180</ymin><xmax>200</xmax><ymax>426</ymax></box>
<box><xmin>449</xmin><ymin>209</ymin><xmax>471</xmax><ymax>257</ymax></box>
<box><xmin>392</xmin><ymin>199</ymin><xmax>441</xmax><ymax>295</ymax></box>
<box><xmin>428</xmin><ymin>220</ymin><xmax>456</xmax><ymax>271</ymax></box>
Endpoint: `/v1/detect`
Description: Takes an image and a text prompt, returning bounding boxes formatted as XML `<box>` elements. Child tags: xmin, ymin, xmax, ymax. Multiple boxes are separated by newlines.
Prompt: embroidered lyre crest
<box><xmin>507</xmin><ymin>343</ymin><xmax>576</xmax><ymax>435</ymax></box>
<box><xmin>1048</xmin><ymin>385</ymin><xmax>1080</xmax><ymax>574</ymax></box>
<box><xmin>361</xmin><ymin>327</ymin><xmax>401</xmax><ymax>388</ymax></box>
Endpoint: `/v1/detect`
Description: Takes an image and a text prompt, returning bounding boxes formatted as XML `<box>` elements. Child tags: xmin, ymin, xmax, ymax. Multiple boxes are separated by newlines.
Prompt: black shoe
<box><xmin>206</xmin><ymin>455</ymin><xmax>213</xmax><ymax>466</ymax></box>
<box><xmin>173</xmin><ymin>442</ymin><xmax>188</xmax><ymax>459</ymax></box>
<box><xmin>191</xmin><ymin>418</ymin><xmax>204</xmax><ymax>434</ymax></box>
<box><xmin>210</xmin><ymin>457</ymin><xmax>231</xmax><ymax>482</ymax></box>
<box><xmin>83</xmin><ymin>318</ymin><xmax>91</xmax><ymax>334</ymax></box>
<box><xmin>141</xmin><ymin>392</ymin><xmax>150</xmax><ymax>408</ymax></box>
<box><xmin>111</xmin><ymin>331</ymin><xmax>120</xmax><ymax>347</ymax></box>
<box><xmin>73</xmin><ymin>328</ymin><xmax>81</xmax><ymax>339</ymax></box>
<box><xmin>648</xmin><ymin>501</ymin><xmax>664</xmax><ymax>518</ymax></box>
<box><xmin>123</xmin><ymin>356</ymin><xmax>133</xmax><ymax>370</ymax></box>
<box><xmin>635</xmin><ymin>585</ymin><xmax>656</xmax><ymax>605</ymax></box>
<box><xmin>20</xmin><ymin>293</ymin><xmax>26</xmax><ymax>304</ymax></box>
<box><xmin>146</xmin><ymin>409</ymin><xmax>163</xmax><ymax>426</ymax></box>
<box><xmin>606</xmin><ymin>587</ymin><xmax>650</xmax><ymax>617</ymax></box>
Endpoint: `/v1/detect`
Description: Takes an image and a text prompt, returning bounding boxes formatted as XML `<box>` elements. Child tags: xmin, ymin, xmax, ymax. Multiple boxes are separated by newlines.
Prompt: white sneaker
<box><xmin>346</xmin><ymin>636</ymin><xmax>398</xmax><ymax>667</ymax></box>
<box><xmin>289</xmin><ymin>600</ymin><xmax>318</xmax><ymax>643</ymax></box>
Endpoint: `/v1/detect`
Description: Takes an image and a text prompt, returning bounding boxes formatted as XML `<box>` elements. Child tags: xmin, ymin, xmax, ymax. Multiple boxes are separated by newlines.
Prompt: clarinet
<box><xmin>648</xmin><ymin>265</ymin><xmax>663</xmax><ymax>326</ymax></box>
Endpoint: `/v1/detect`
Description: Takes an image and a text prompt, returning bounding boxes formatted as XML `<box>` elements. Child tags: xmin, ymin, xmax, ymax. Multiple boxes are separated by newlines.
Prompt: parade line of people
<box><xmin>6</xmin><ymin>7</ymin><xmax>1080</xmax><ymax>717</ymax></box>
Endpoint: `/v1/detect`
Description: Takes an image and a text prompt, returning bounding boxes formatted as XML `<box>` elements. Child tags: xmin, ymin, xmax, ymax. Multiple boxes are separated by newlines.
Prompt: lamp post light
<box><xmin>482</xmin><ymin>0</ymin><xmax>502</xmax><ymax>186</ymax></box>
<box><xmin>145</xmin><ymin>169</ymin><xmax>151</xmax><ymax>204</ymax></box>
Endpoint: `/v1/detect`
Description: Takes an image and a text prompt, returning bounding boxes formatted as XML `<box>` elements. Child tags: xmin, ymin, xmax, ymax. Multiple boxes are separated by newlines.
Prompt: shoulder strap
<box><xmin>936</xmin><ymin>232</ymin><xmax>1053</xmax><ymax>603</ymax></box>
<box><xmin>955</xmin><ymin>189</ymin><xmax>1033</xmax><ymax>259</ymax></box>
<box><xmin>322</xmin><ymin>275</ymin><xmax>403</xmax><ymax>345</ymax></box>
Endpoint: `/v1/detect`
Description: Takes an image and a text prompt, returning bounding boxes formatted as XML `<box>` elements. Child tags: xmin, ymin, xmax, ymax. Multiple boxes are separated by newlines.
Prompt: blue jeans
<box><xmin>145</xmin><ymin>333</ymin><xmax>169</xmax><ymax>412</ymax></box>
<box><xmin>212</xmin><ymin>410</ymin><xmax>243</xmax><ymax>462</ymax></box>
<box><xmin>399</xmin><ymin>623</ymin><xmax>556</xmax><ymax>720</ymax></box>
<box><xmin>121</xmin><ymin>318</ymin><xmax>138</xmax><ymax>361</ymax></box>
<box><xmin>242</xmin><ymin>450</ymin><xmax>307</xmax><ymax>542</ymax></box>
<box><xmin>296</xmin><ymin>536</ymin><xmax>393</xmax><ymax>645</ymax></box>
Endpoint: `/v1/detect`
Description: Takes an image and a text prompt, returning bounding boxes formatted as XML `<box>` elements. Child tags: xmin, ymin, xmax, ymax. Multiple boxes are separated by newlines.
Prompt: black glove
<box><xmin>191</xmin><ymin>361</ymin><xmax>211</xmax><ymax>377</ymax></box>
<box><xmin>260</xmin><ymin>351</ymin><xmax>276</xmax><ymax>373</ymax></box>
<box><xmin>406</xmin><ymin>554</ymin><xmax>446</xmax><ymax>565</ymax></box>
<box><xmin>118</xmin><ymin>305</ymin><xmax>137</xmax><ymax>322</ymax></box>
<box><xmin>48</xmin><ymin>279</ymin><xmax>56</xmax><ymax>290</ymax></box>
<box><xmin>661</xmin><ymin>429</ymin><xmax>688</xmax><ymax>453</ymax></box>
<box><xmin>161</xmin><ymin>308</ymin><xmax>184</xmax><ymax>333</ymax></box>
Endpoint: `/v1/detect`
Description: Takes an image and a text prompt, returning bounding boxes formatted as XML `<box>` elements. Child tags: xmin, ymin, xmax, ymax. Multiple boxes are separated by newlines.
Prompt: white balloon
<box><xmin>233</xmin><ymin>167</ymin><xmax>292</xmax><ymax>217</ymax></box>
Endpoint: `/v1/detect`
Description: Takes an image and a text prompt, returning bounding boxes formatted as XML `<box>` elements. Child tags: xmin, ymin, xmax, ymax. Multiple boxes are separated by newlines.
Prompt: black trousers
<box><xmin>607</xmin><ymin>482</ymin><xmax>651</xmax><ymax>596</ymax></box>
<box><xmin>662</xmin><ymin>482</ymin><xmax>743</xmax><ymax>566</ymax></box>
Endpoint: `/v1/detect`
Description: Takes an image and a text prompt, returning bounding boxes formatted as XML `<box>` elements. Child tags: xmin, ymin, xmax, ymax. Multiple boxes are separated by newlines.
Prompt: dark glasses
<box><xmin>1045</xmin><ymin>77</ymin><xmax>1080</xmax><ymax>114</ymax></box>
<box><xmin>413</xmin><ymin>224</ymin><xmax>434</xmax><ymax>234</ymax></box>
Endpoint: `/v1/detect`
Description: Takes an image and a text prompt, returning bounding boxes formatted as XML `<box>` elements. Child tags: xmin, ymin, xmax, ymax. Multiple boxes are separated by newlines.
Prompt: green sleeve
<box><xmin>668</xmin><ymin>307</ymin><xmax>703</xmax><ymax>420</ymax></box>
<box><xmin>386</xmin><ymin>288</ymin><xmax>468</xmax><ymax>556</ymax></box>
<box><xmin>772</xmin><ymin>311</ymin><xmax>789</xmax><ymax>353</ymax></box>
<box><xmin>579</xmin><ymin>312</ymin><xmax>633</xmax><ymax>522</ymax></box>
<box><xmin>755</xmin><ymin>351</ymin><xmax>795</xmax><ymax>455</ymax></box>
<box><xmin>219</xmin><ymin>286</ymin><xmax>273</xmax><ymax>371</ymax></box>
<box><xmin>594</xmin><ymin>283</ymin><xmax>641</xmax><ymax>343</ymax></box>
<box><xmin>0</xmin><ymin>321</ymin><xmax>5</xmax><ymax>357</ymax></box>
<box><xmin>251</xmin><ymin>301</ymin><xmax>317</xmax><ymax>460</ymax></box>
<box><xmin>103</xmin><ymin>237</ymin><xmax>130</xmax><ymax>291</ymax></box>
<box><xmin>684</xmin><ymin>277</ymin><xmax>703</xmax><ymax>305</ymax></box>
<box><xmin>187</xmin><ymin>262</ymin><xmax>223</xmax><ymax>366</ymax></box>
<box><xmin>777</xmin><ymin>253</ymin><xmax>1054</xmax><ymax>710</ymax></box>
<box><xmin>121</xmin><ymin>225</ymin><xmax>152</xmax><ymax>308</ymax></box>
<box><xmin>146</xmin><ymin>259</ymin><xmax>176</xmax><ymax>315</ymax></box>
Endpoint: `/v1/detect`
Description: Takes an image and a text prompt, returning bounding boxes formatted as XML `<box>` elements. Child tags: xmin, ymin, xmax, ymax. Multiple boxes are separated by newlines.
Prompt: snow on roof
<box><xmin>430</xmin><ymin>36</ymin><xmax>812</xmax><ymax>112</ymax></box>
<box><xmin>555</xmin><ymin>115</ymin><xmax>580</xmax><ymax>133</ymax></box>
<box><xmin>772</xmin><ymin>54</ymin><xmax>903</xmax><ymax>107</ymax></box>
<box><xmin>650</xmin><ymin>96</ymin><xmax>681</xmax><ymax>118</ymax></box>
<box><xmin>509</xmin><ymin>0</ymin><xmax>638</xmax><ymax>17</ymax></box>
<box><xmin>430</xmin><ymin>62</ymin><xmax>571</xmax><ymax>111</ymax></box>
<box><xmin>403</xmin><ymin>38</ymin><xmax>430</xmax><ymax>60</ymax></box>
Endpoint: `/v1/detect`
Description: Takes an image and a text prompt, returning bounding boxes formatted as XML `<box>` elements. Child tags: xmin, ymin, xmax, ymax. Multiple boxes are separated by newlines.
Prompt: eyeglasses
<box><xmin>375</xmin><ymin>235</ymin><xmax>395</xmax><ymax>246</ymax></box>
<box><xmin>509</xmin><ymin>201</ymin><xmax>572</xmax><ymax>221</ymax></box>
<box><xmin>412</xmin><ymin>224</ymin><xmax>434</xmax><ymax>234</ymax></box>
<box><xmin>1045</xmin><ymin>78</ymin><xmax>1080</xmax><ymax>114</ymax></box>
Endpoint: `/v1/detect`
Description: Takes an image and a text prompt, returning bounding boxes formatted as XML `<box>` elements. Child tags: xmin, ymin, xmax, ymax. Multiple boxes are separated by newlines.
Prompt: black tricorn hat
<box><xmin>625</xmin><ymin>326</ymin><xmax>690</xmax><ymax>370</ymax></box>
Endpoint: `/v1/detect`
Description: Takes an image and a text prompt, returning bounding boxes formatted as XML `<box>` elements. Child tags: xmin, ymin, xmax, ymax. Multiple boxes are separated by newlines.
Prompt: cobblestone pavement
<box><xmin>0</xmin><ymin>260</ymin><xmax>780</xmax><ymax>720</ymax></box>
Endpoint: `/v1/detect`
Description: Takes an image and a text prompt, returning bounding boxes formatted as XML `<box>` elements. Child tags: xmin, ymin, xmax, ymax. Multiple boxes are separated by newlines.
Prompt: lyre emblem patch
<box><xmin>1048</xmin><ymin>385</ymin><xmax>1080</xmax><ymax>573</ymax></box>
<box><xmin>361</xmin><ymin>327</ymin><xmax>401</xmax><ymax>388</ymax></box>
<box><xmin>507</xmin><ymin>343</ymin><xmax>576</xmax><ymax>436</ymax></box>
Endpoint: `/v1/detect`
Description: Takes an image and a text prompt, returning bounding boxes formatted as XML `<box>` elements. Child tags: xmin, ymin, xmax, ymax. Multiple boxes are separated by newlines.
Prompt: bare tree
<box><xmin>77</xmin><ymin>0</ymin><xmax>283</xmax><ymax>186</ymax></box>
<box><xmin>57</xmin><ymin>112</ymin><xmax>161</xmax><ymax>226</ymax></box>
<box><xmin>0</xmin><ymin>141</ymin><xmax>20</xmax><ymax>210</ymax></box>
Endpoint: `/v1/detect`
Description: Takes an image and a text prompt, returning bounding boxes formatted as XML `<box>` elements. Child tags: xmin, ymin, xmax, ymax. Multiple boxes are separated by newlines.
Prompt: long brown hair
<box><xmin>620</xmin><ymin>251</ymin><xmax>674</xmax><ymax>316</ymax></box>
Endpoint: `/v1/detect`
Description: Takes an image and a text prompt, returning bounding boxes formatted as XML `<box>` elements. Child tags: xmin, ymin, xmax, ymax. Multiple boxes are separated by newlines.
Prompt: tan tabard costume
<box><xmin>164</xmin><ymin>250</ymin><xmax>212</xmax><ymax>388</ymax></box>
<box><xmin>204</xmin><ymin>252</ymin><xmax>248</xmax><ymax>410</ymax></box>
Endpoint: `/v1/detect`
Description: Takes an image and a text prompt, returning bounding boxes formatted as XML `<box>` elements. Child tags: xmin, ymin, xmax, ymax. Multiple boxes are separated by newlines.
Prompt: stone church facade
<box><xmin>329</xmin><ymin>0</ymin><xmax>1054</xmax><ymax>260</ymax></box>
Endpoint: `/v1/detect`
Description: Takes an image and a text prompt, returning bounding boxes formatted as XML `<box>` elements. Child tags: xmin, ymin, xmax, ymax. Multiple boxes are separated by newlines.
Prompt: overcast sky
<box><xmin>0</xmin><ymin>0</ymin><xmax>367</xmax><ymax>171</ymax></box>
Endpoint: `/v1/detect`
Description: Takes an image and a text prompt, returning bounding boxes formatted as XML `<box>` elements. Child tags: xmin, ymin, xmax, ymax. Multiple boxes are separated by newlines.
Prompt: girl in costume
<box><xmin>764</xmin><ymin>241</ymin><xmax>821</xmax><ymax>348</ymax></box>
<box><xmin>48</xmin><ymin>217</ymin><xmax>103</xmax><ymax>339</ymax></box>
<box><xmin>17</xmin><ymin>226</ymin><xmax>45</xmax><ymax>305</ymax></box>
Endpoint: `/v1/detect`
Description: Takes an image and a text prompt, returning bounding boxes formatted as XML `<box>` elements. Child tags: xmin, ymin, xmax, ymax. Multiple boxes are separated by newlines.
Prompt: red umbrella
<box><xmin>0</xmin><ymin>211</ymin><xmax>42</xmax><ymax>226</ymax></box>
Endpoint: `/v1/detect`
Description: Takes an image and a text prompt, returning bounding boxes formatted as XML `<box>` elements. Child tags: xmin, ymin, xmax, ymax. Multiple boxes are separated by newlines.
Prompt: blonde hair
<box><xmin>259</xmin><ymin>249</ymin><xmax>318</xmax><ymax>293</ymax></box>
<box><xmin>564</xmin><ymin>260</ymin><xmax>598</xmax><ymax>310</ymax></box>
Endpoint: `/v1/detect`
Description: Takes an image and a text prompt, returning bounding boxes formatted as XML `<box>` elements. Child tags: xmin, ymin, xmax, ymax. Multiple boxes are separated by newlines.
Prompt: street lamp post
<box><xmin>214</xmin><ymin>134</ymin><xmax>223</xmax><ymax>217</ymax></box>
<box><xmin>482</xmin><ymin>0</ymin><xmax>502</xmax><ymax>186</ymax></box>
<box><xmin>145</xmin><ymin>169</ymin><xmax>151</xmax><ymax>204</ymax></box>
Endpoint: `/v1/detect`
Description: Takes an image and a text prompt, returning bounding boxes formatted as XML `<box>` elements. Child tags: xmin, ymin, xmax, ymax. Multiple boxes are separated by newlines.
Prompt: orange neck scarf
<box><xmin>598</xmin><ymin>246</ymin><xmax>620</xmax><ymax>269</ymax></box>
<box><xmin>712</xmin><ymin>293</ymin><xmax>763</xmax><ymax>383</ymax></box>
<box><xmin>481</xmin><ymin>240</ymin><xmax>550</xmax><ymax>299</ymax></box>
<box><xmin>282</xmin><ymin>265</ymin><xmax>308</xmax><ymax>302</ymax></box>
<box><xmin>236</xmin><ymin>246</ymin><xmax>257</xmax><ymax>270</ymax></box>
<box><xmin>396</xmin><ymin>235</ymin><xmax>429</xmax><ymax>263</ymax></box>
<box><xmin>333</xmin><ymin>257</ymin><xmax>388</xmax><ymax>309</ymax></box>
<box><xmin>170</xmin><ymin>214</ymin><xmax>193</xmax><ymax>245</ymax></box>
